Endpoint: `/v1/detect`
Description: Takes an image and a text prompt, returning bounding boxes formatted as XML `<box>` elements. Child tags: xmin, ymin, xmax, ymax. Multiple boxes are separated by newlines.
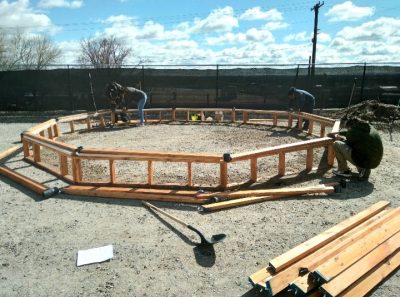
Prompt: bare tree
<box><xmin>0</xmin><ymin>32</ymin><xmax>61</xmax><ymax>70</ymax></box>
<box><xmin>78</xmin><ymin>36</ymin><xmax>132</xmax><ymax>67</ymax></box>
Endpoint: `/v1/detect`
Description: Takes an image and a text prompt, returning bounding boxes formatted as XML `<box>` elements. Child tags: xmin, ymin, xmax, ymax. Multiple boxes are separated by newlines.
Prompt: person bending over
<box><xmin>288</xmin><ymin>87</ymin><xmax>315</xmax><ymax>130</ymax></box>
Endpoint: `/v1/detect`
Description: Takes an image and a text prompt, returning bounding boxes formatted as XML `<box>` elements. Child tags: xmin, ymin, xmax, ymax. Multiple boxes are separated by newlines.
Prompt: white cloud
<box><xmin>206</xmin><ymin>28</ymin><xmax>274</xmax><ymax>45</ymax></box>
<box><xmin>0</xmin><ymin>0</ymin><xmax>58</xmax><ymax>34</ymax></box>
<box><xmin>325</xmin><ymin>1</ymin><xmax>375</xmax><ymax>22</ymax></box>
<box><xmin>284</xmin><ymin>32</ymin><xmax>310</xmax><ymax>43</ymax></box>
<box><xmin>191</xmin><ymin>6</ymin><xmax>238</xmax><ymax>33</ymax></box>
<box><xmin>239</xmin><ymin>7</ymin><xmax>283</xmax><ymax>21</ymax></box>
<box><xmin>38</xmin><ymin>0</ymin><xmax>83</xmax><ymax>9</ymax></box>
<box><xmin>324</xmin><ymin>17</ymin><xmax>400</xmax><ymax>62</ymax></box>
<box><xmin>263</xmin><ymin>21</ymin><xmax>288</xmax><ymax>31</ymax></box>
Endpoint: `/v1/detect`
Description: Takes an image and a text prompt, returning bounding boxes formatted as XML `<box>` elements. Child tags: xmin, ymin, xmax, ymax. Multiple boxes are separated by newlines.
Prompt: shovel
<box><xmin>142</xmin><ymin>201</ymin><xmax>226</xmax><ymax>246</ymax></box>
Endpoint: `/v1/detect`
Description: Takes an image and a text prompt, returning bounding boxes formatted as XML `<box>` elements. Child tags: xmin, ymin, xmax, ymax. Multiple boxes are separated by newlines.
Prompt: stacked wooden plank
<box><xmin>199</xmin><ymin>184</ymin><xmax>336</xmax><ymax>212</ymax></box>
<box><xmin>249</xmin><ymin>201</ymin><xmax>400</xmax><ymax>297</ymax></box>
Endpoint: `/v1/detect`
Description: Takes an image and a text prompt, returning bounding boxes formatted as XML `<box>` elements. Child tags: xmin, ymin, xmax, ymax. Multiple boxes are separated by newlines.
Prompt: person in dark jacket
<box><xmin>331</xmin><ymin>117</ymin><xmax>383</xmax><ymax>179</ymax></box>
<box><xmin>288</xmin><ymin>87</ymin><xmax>315</xmax><ymax>130</ymax></box>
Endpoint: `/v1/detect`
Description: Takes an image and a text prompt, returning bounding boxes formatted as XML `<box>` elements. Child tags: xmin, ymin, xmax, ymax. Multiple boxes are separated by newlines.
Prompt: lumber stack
<box><xmin>249</xmin><ymin>201</ymin><xmax>400</xmax><ymax>297</ymax></box>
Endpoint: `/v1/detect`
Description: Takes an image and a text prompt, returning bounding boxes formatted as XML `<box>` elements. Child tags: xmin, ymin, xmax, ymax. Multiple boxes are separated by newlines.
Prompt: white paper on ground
<box><xmin>76</xmin><ymin>244</ymin><xmax>114</xmax><ymax>267</ymax></box>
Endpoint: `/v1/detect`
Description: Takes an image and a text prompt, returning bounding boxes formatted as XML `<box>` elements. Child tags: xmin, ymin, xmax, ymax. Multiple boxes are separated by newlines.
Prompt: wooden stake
<box><xmin>187</xmin><ymin>162</ymin><xmax>193</xmax><ymax>187</ymax></box>
<box><xmin>60</xmin><ymin>154</ymin><xmax>68</xmax><ymax>176</ymax></box>
<box><xmin>109</xmin><ymin>159</ymin><xmax>116</xmax><ymax>184</ymax></box>
<box><xmin>250</xmin><ymin>158</ymin><xmax>257</xmax><ymax>182</ymax></box>
<box><xmin>147</xmin><ymin>160</ymin><xmax>154</xmax><ymax>185</ymax></box>
<box><xmin>278</xmin><ymin>152</ymin><xmax>285</xmax><ymax>176</ymax></box>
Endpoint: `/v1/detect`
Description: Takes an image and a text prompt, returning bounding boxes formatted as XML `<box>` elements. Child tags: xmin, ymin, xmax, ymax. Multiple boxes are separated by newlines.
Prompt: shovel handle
<box><xmin>142</xmin><ymin>201</ymin><xmax>189</xmax><ymax>228</ymax></box>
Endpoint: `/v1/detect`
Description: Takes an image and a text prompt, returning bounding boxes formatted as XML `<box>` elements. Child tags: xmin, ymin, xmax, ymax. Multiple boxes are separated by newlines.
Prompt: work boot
<box><xmin>358</xmin><ymin>168</ymin><xmax>371</xmax><ymax>180</ymax></box>
<box><xmin>332</xmin><ymin>169</ymin><xmax>352</xmax><ymax>178</ymax></box>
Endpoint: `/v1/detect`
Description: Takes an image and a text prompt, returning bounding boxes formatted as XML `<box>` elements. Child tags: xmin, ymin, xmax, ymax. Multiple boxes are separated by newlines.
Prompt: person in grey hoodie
<box><xmin>288</xmin><ymin>87</ymin><xmax>315</xmax><ymax>130</ymax></box>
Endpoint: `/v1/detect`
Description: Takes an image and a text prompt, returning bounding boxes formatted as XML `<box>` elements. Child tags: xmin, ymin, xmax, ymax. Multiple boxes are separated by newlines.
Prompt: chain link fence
<box><xmin>0</xmin><ymin>63</ymin><xmax>399</xmax><ymax>111</ymax></box>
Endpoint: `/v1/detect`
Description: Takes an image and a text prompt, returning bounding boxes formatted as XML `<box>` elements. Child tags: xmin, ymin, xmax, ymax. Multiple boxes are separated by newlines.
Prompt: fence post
<box><xmin>215</xmin><ymin>64</ymin><xmax>219</xmax><ymax>107</ymax></box>
<box><xmin>360</xmin><ymin>63</ymin><xmax>367</xmax><ymax>102</ymax></box>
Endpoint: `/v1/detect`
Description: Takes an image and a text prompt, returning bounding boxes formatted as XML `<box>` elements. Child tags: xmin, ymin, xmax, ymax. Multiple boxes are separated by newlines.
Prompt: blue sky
<box><xmin>1</xmin><ymin>0</ymin><xmax>399</xmax><ymax>65</ymax></box>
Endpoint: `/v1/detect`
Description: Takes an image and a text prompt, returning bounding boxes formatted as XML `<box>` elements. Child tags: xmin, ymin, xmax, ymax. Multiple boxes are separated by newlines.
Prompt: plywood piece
<box><xmin>268</xmin><ymin>201</ymin><xmax>391</xmax><ymax>273</ymax></box>
<box><xmin>320</xmin><ymin>230</ymin><xmax>400</xmax><ymax>296</ymax></box>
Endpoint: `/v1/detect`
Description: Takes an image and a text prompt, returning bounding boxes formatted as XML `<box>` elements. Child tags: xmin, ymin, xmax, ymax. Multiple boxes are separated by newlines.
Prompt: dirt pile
<box><xmin>334</xmin><ymin>100</ymin><xmax>400</xmax><ymax>124</ymax></box>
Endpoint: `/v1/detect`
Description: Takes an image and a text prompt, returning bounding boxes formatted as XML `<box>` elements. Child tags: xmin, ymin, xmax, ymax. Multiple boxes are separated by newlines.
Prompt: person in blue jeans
<box><xmin>288</xmin><ymin>87</ymin><xmax>315</xmax><ymax>130</ymax></box>
<box><xmin>106</xmin><ymin>82</ymin><xmax>147</xmax><ymax>126</ymax></box>
<box><xmin>121</xmin><ymin>86</ymin><xmax>147</xmax><ymax>126</ymax></box>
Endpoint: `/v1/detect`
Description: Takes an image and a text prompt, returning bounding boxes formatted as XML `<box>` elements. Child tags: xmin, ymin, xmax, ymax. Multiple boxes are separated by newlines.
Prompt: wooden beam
<box><xmin>22</xmin><ymin>140</ymin><xmax>30</xmax><ymax>158</ymax></box>
<box><xmin>339</xmin><ymin>248</ymin><xmax>400</xmax><ymax>297</ymax></box>
<box><xmin>268</xmin><ymin>201</ymin><xmax>391</xmax><ymax>273</ymax></box>
<box><xmin>69</xmin><ymin>121</ymin><xmax>75</xmax><ymax>133</ymax></box>
<box><xmin>306</xmin><ymin>148</ymin><xmax>313</xmax><ymax>171</ymax></box>
<box><xmin>320</xmin><ymin>230</ymin><xmax>400</xmax><ymax>297</ymax></box>
<box><xmin>59</xmin><ymin>154</ymin><xmax>68</xmax><ymax>176</ymax></box>
<box><xmin>0</xmin><ymin>166</ymin><xmax>47</xmax><ymax>195</ymax></box>
<box><xmin>33</xmin><ymin>143</ymin><xmax>41</xmax><ymax>162</ymax></box>
<box><xmin>147</xmin><ymin>160</ymin><xmax>154</xmax><ymax>185</ymax></box>
<box><xmin>252</xmin><ymin>208</ymin><xmax>394</xmax><ymax>295</ymax></box>
<box><xmin>187</xmin><ymin>162</ymin><xmax>193</xmax><ymax>187</ymax></box>
<box><xmin>331</xmin><ymin>118</ymin><xmax>341</xmax><ymax>134</ymax></box>
<box><xmin>197</xmin><ymin>184</ymin><xmax>334</xmax><ymax>200</ymax></box>
<box><xmin>250</xmin><ymin>158</ymin><xmax>257</xmax><ymax>182</ymax></box>
<box><xmin>47</xmin><ymin>126</ymin><xmax>54</xmax><ymax>139</ymax></box>
<box><xmin>72</xmin><ymin>158</ymin><xmax>82</xmax><ymax>182</ymax></box>
<box><xmin>99</xmin><ymin>115</ymin><xmax>105</xmax><ymax>127</ymax></box>
<box><xmin>86</xmin><ymin>117</ymin><xmax>92</xmax><ymax>130</ymax></box>
<box><xmin>0</xmin><ymin>145</ymin><xmax>21</xmax><ymax>161</ymax></box>
<box><xmin>202</xmin><ymin>195</ymin><xmax>287</xmax><ymax>212</ymax></box>
<box><xmin>288</xmin><ymin>113</ymin><xmax>293</xmax><ymax>128</ymax></box>
<box><xmin>278</xmin><ymin>152</ymin><xmax>285</xmax><ymax>176</ymax></box>
<box><xmin>220</xmin><ymin>162</ymin><xmax>228</xmax><ymax>189</ymax></box>
<box><xmin>289</xmin><ymin>208</ymin><xmax>400</xmax><ymax>295</ymax></box>
<box><xmin>327</xmin><ymin>143</ymin><xmax>335</xmax><ymax>167</ymax></box>
<box><xmin>109</xmin><ymin>159</ymin><xmax>116</xmax><ymax>184</ymax></box>
<box><xmin>232</xmin><ymin>137</ymin><xmax>333</xmax><ymax>162</ymax></box>
<box><xmin>62</xmin><ymin>185</ymin><xmax>208</xmax><ymax>204</ymax></box>
<box><xmin>320</xmin><ymin>124</ymin><xmax>326</xmax><ymax>137</ymax></box>
<box><xmin>311</xmin><ymin>211</ymin><xmax>400</xmax><ymax>284</ymax></box>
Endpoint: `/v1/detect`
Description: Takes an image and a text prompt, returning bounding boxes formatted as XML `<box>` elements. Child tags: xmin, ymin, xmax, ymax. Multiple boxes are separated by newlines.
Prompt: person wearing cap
<box><xmin>288</xmin><ymin>87</ymin><xmax>315</xmax><ymax>130</ymax></box>
<box><xmin>329</xmin><ymin>117</ymin><xmax>383</xmax><ymax>180</ymax></box>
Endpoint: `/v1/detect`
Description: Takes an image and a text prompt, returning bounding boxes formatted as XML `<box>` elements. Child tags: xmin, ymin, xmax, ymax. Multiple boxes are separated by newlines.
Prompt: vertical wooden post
<box><xmin>306</xmin><ymin>148</ymin><xmax>314</xmax><ymax>171</ymax></box>
<box><xmin>47</xmin><ymin>126</ymin><xmax>54</xmax><ymax>139</ymax></box>
<box><xmin>60</xmin><ymin>154</ymin><xmax>68</xmax><ymax>176</ymax></box>
<box><xmin>298</xmin><ymin>116</ymin><xmax>303</xmax><ymax>130</ymax></box>
<box><xmin>308</xmin><ymin>120</ymin><xmax>314</xmax><ymax>134</ymax></box>
<box><xmin>288</xmin><ymin>113</ymin><xmax>293</xmax><ymax>128</ymax></box>
<box><xmin>85</xmin><ymin>117</ymin><xmax>92</xmax><ymax>130</ymax></box>
<box><xmin>278</xmin><ymin>152</ymin><xmax>286</xmax><ymax>176</ymax></box>
<box><xmin>147</xmin><ymin>160</ymin><xmax>154</xmax><ymax>185</ymax></box>
<box><xmin>273</xmin><ymin>114</ymin><xmax>278</xmax><ymax>126</ymax></box>
<box><xmin>187</xmin><ymin>162</ymin><xmax>193</xmax><ymax>187</ymax></box>
<box><xmin>320</xmin><ymin>123</ymin><xmax>326</xmax><ymax>137</ymax></box>
<box><xmin>144</xmin><ymin>111</ymin><xmax>148</xmax><ymax>123</ymax></box>
<box><xmin>250</xmin><ymin>158</ymin><xmax>257</xmax><ymax>182</ymax></box>
<box><xmin>220</xmin><ymin>162</ymin><xmax>228</xmax><ymax>189</ymax></box>
<box><xmin>231</xmin><ymin>108</ymin><xmax>236</xmax><ymax>123</ymax></box>
<box><xmin>39</xmin><ymin>131</ymin><xmax>45</xmax><ymax>137</ymax></box>
<box><xmin>159</xmin><ymin>111</ymin><xmax>162</xmax><ymax>122</ymax></box>
<box><xmin>99</xmin><ymin>115</ymin><xmax>105</xmax><ymax>128</ymax></box>
<box><xmin>243</xmin><ymin>111</ymin><xmax>248</xmax><ymax>124</ymax></box>
<box><xmin>53</xmin><ymin>123</ymin><xmax>61</xmax><ymax>138</ymax></box>
<box><xmin>22</xmin><ymin>140</ymin><xmax>30</xmax><ymax>158</ymax></box>
<box><xmin>172</xmin><ymin>108</ymin><xmax>176</xmax><ymax>121</ymax></box>
<box><xmin>69</xmin><ymin>121</ymin><xmax>75</xmax><ymax>133</ymax></box>
<box><xmin>72</xmin><ymin>158</ymin><xmax>82</xmax><ymax>183</ymax></box>
<box><xmin>109</xmin><ymin>160</ymin><xmax>116</xmax><ymax>184</ymax></box>
<box><xmin>33</xmin><ymin>144</ymin><xmax>41</xmax><ymax>162</ymax></box>
<box><xmin>111</xmin><ymin>112</ymin><xmax>116</xmax><ymax>125</ymax></box>
<box><xmin>186</xmin><ymin>111</ymin><xmax>190</xmax><ymax>122</ymax></box>
<box><xmin>327</xmin><ymin>143</ymin><xmax>335</xmax><ymax>167</ymax></box>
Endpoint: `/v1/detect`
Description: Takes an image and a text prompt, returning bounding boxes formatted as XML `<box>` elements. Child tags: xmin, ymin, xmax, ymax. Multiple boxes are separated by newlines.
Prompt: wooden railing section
<box><xmin>20</xmin><ymin>108</ymin><xmax>338</xmax><ymax>189</ymax></box>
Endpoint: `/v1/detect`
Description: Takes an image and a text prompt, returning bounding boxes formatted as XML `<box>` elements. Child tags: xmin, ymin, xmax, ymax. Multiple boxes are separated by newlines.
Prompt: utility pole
<box><xmin>311</xmin><ymin>1</ymin><xmax>324</xmax><ymax>76</ymax></box>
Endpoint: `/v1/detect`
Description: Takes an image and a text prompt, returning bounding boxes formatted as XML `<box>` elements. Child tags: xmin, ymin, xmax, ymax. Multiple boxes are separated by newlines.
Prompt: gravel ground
<box><xmin>0</xmin><ymin>115</ymin><xmax>399</xmax><ymax>297</ymax></box>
